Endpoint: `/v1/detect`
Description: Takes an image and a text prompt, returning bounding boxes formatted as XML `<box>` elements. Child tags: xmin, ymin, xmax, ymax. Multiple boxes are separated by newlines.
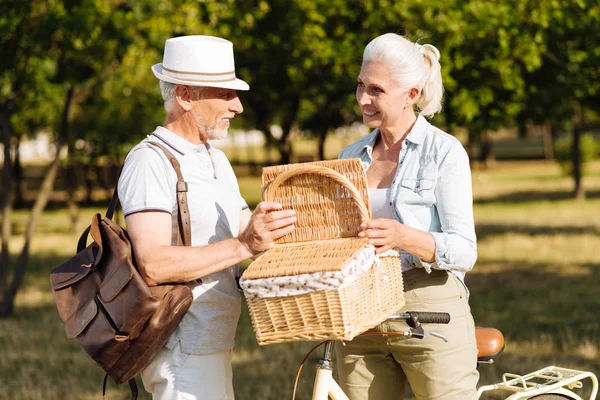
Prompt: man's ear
<box><xmin>174</xmin><ymin>85</ymin><xmax>194</xmax><ymax>111</ymax></box>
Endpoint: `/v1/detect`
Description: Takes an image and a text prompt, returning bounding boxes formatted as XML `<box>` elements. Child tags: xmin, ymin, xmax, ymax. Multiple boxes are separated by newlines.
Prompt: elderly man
<box><xmin>118</xmin><ymin>35</ymin><xmax>296</xmax><ymax>399</ymax></box>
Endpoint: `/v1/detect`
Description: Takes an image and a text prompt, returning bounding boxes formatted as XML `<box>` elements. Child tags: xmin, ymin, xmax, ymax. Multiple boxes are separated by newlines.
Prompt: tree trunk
<box><xmin>0</xmin><ymin>108</ymin><xmax>15</xmax><ymax>309</ymax></box>
<box><xmin>3</xmin><ymin>139</ymin><xmax>67</xmax><ymax>317</ymax></box>
<box><xmin>83</xmin><ymin>163</ymin><xmax>94</xmax><ymax>204</ymax></box>
<box><xmin>542</xmin><ymin>123</ymin><xmax>554</xmax><ymax>161</ymax></box>
<box><xmin>572</xmin><ymin>103</ymin><xmax>585</xmax><ymax>200</ymax></box>
<box><xmin>0</xmin><ymin>86</ymin><xmax>73</xmax><ymax>317</ymax></box>
<box><xmin>277</xmin><ymin>97</ymin><xmax>300</xmax><ymax>165</ymax></box>
<box><xmin>66</xmin><ymin>163</ymin><xmax>80</xmax><ymax>230</ymax></box>
<box><xmin>572</xmin><ymin>126</ymin><xmax>585</xmax><ymax>200</ymax></box>
<box><xmin>62</xmin><ymin>87</ymin><xmax>78</xmax><ymax>230</ymax></box>
<box><xmin>14</xmin><ymin>138</ymin><xmax>25</xmax><ymax>206</ymax></box>
<box><xmin>317</xmin><ymin>128</ymin><xmax>328</xmax><ymax>161</ymax></box>
<box><xmin>480</xmin><ymin>130</ymin><xmax>496</xmax><ymax>168</ymax></box>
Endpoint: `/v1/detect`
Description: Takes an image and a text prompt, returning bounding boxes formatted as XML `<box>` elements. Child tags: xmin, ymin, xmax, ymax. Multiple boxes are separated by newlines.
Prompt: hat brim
<box><xmin>151</xmin><ymin>64</ymin><xmax>249</xmax><ymax>91</ymax></box>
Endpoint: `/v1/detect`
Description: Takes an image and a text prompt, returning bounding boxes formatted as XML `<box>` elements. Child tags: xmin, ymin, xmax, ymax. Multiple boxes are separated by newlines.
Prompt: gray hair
<box><xmin>159</xmin><ymin>81</ymin><xmax>205</xmax><ymax>114</ymax></box>
<box><xmin>363</xmin><ymin>33</ymin><xmax>443</xmax><ymax>117</ymax></box>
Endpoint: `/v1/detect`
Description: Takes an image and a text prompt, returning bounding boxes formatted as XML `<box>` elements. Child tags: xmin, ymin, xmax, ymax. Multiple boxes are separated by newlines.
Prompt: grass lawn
<box><xmin>1</xmin><ymin>160</ymin><xmax>599</xmax><ymax>399</ymax></box>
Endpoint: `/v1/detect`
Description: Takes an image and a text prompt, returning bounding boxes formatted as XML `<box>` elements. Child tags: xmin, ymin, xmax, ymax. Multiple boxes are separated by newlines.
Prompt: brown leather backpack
<box><xmin>50</xmin><ymin>142</ymin><xmax>194</xmax><ymax>399</ymax></box>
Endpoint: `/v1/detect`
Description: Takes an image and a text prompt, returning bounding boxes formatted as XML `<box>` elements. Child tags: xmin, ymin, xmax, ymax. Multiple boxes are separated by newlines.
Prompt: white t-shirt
<box><xmin>118</xmin><ymin>126</ymin><xmax>247</xmax><ymax>355</ymax></box>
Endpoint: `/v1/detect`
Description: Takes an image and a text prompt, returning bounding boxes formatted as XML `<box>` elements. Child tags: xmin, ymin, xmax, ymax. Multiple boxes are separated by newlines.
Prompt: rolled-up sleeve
<box><xmin>420</xmin><ymin>141</ymin><xmax>477</xmax><ymax>272</ymax></box>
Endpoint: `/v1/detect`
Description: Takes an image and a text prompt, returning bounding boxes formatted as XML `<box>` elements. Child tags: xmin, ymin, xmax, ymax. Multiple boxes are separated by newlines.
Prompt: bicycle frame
<box><xmin>310</xmin><ymin>312</ymin><xmax>449</xmax><ymax>400</ymax></box>
<box><xmin>477</xmin><ymin>366</ymin><xmax>599</xmax><ymax>400</ymax></box>
<box><xmin>306</xmin><ymin>312</ymin><xmax>598</xmax><ymax>400</ymax></box>
<box><xmin>312</xmin><ymin>342</ymin><xmax>349</xmax><ymax>400</ymax></box>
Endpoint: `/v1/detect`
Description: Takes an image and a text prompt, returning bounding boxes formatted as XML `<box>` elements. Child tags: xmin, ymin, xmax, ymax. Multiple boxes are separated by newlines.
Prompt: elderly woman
<box><xmin>336</xmin><ymin>33</ymin><xmax>479</xmax><ymax>399</ymax></box>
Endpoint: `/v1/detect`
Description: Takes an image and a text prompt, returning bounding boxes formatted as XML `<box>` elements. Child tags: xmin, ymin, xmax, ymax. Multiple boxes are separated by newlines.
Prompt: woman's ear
<box><xmin>407</xmin><ymin>87</ymin><xmax>420</xmax><ymax>103</ymax></box>
<box><xmin>174</xmin><ymin>85</ymin><xmax>194</xmax><ymax>111</ymax></box>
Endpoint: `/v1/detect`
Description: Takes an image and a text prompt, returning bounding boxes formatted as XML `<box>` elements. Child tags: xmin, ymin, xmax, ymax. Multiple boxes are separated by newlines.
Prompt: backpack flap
<box><xmin>51</xmin><ymin>213</ymin><xmax>104</xmax><ymax>292</ymax></box>
<box><xmin>98</xmin><ymin>259</ymin><xmax>133</xmax><ymax>303</ymax></box>
<box><xmin>50</xmin><ymin>244</ymin><xmax>101</xmax><ymax>291</ymax></box>
<box><xmin>64</xmin><ymin>298</ymin><xmax>97</xmax><ymax>339</ymax></box>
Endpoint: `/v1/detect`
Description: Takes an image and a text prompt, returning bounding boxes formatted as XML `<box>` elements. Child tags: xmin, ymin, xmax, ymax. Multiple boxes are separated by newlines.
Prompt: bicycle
<box><xmin>292</xmin><ymin>312</ymin><xmax>598</xmax><ymax>400</ymax></box>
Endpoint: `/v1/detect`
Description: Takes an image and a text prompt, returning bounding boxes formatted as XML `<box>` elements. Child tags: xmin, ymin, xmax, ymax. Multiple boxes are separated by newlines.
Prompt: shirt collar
<box><xmin>361</xmin><ymin>114</ymin><xmax>430</xmax><ymax>155</ymax></box>
<box><xmin>151</xmin><ymin>126</ymin><xmax>210</xmax><ymax>155</ymax></box>
<box><xmin>406</xmin><ymin>114</ymin><xmax>429</xmax><ymax>146</ymax></box>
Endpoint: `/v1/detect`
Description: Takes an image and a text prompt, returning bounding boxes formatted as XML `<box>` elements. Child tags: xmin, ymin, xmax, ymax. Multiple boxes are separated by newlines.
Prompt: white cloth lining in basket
<box><xmin>239</xmin><ymin>246</ymin><xmax>400</xmax><ymax>298</ymax></box>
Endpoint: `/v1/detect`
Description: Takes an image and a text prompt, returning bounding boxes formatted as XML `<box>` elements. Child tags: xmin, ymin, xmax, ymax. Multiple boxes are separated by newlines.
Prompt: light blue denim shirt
<box><xmin>339</xmin><ymin>115</ymin><xmax>477</xmax><ymax>283</ymax></box>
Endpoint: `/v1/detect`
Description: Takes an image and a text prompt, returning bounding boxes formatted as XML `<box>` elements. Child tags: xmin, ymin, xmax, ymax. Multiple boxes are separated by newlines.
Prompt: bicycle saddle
<box><xmin>475</xmin><ymin>327</ymin><xmax>505</xmax><ymax>362</ymax></box>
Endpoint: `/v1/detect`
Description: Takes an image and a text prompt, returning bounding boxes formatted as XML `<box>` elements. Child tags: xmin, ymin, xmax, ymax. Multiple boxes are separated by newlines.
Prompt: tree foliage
<box><xmin>1</xmin><ymin>0</ymin><xmax>600</xmax><ymax>316</ymax></box>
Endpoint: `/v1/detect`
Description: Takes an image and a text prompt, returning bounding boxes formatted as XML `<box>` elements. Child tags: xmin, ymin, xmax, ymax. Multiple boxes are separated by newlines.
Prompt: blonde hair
<box><xmin>363</xmin><ymin>33</ymin><xmax>443</xmax><ymax>117</ymax></box>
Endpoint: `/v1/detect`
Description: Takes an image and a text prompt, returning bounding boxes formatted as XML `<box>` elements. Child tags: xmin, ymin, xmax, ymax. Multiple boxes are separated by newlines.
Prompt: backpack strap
<box><xmin>101</xmin><ymin>141</ymin><xmax>192</xmax><ymax>247</ymax></box>
<box><xmin>102</xmin><ymin>374</ymin><xmax>138</xmax><ymax>400</ymax></box>
<box><xmin>147</xmin><ymin>141</ymin><xmax>192</xmax><ymax>247</ymax></box>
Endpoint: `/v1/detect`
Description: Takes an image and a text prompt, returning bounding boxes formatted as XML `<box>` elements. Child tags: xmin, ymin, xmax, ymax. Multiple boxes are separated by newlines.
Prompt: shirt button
<box><xmin>389</xmin><ymin>202</ymin><xmax>392</xmax><ymax>206</ymax></box>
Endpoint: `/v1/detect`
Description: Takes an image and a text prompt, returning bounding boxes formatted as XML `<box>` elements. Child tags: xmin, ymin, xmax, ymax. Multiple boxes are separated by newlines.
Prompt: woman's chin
<box><xmin>363</xmin><ymin>118</ymin><xmax>381</xmax><ymax>129</ymax></box>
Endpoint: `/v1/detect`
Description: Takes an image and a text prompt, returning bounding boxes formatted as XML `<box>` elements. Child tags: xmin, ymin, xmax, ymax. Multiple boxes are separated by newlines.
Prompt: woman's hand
<box><xmin>359</xmin><ymin>218</ymin><xmax>436</xmax><ymax>260</ymax></box>
<box><xmin>358</xmin><ymin>218</ymin><xmax>406</xmax><ymax>254</ymax></box>
<box><xmin>238</xmin><ymin>202</ymin><xmax>296</xmax><ymax>255</ymax></box>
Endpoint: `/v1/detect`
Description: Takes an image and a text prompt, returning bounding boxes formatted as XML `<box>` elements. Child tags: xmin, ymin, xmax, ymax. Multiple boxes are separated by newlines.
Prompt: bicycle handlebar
<box><xmin>389</xmin><ymin>312</ymin><xmax>451</xmax><ymax>324</ymax></box>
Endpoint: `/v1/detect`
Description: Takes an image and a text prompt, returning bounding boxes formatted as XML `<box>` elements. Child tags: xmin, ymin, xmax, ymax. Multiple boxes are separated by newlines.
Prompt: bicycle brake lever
<box><xmin>424</xmin><ymin>331</ymin><xmax>449</xmax><ymax>342</ymax></box>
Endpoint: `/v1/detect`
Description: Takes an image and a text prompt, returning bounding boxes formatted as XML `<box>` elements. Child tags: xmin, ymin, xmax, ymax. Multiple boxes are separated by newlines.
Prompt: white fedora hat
<box><xmin>151</xmin><ymin>35</ymin><xmax>249</xmax><ymax>91</ymax></box>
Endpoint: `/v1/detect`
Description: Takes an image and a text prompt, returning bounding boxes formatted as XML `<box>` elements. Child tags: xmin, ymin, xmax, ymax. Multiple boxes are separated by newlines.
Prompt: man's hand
<box><xmin>238</xmin><ymin>202</ymin><xmax>296</xmax><ymax>255</ymax></box>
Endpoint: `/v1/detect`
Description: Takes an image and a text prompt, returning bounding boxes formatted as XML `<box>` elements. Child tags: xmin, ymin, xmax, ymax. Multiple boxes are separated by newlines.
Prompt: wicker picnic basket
<box><xmin>240</xmin><ymin>158</ymin><xmax>405</xmax><ymax>345</ymax></box>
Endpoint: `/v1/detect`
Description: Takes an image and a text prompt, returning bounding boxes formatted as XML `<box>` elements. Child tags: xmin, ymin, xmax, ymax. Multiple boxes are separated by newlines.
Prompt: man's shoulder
<box><xmin>125</xmin><ymin>136</ymin><xmax>171</xmax><ymax>165</ymax></box>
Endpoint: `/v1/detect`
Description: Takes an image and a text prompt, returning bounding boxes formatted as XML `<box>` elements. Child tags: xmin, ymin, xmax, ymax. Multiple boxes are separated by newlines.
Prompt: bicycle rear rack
<box><xmin>477</xmin><ymin>366</ymin><xmax>598</xmax><ymax>399</ymax></box>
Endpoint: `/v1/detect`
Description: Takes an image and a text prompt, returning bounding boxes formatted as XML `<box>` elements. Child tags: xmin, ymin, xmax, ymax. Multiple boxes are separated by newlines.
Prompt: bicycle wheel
<box><xmin>528</xmin><ymin>394</ymin><xmax>577</xmax><ymax>399</ymax></box>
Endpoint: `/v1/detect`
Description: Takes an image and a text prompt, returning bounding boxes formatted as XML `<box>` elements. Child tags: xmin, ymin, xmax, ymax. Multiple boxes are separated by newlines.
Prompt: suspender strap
<box><xmin>147</xmin><ymin>141</ymin><xmax>192</xmax><ymax>247</ymax></box>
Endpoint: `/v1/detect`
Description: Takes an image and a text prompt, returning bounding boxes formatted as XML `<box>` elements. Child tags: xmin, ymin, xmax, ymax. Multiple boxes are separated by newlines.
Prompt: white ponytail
<box><xmin>363</xmin><ymin>34</ymin><xmax>444</xmax><ymax>117</ymax></box>
<box><xmin>416</xmin><ymin>43</ymin><xmax>443</xmax><ymax>117</ymax></box>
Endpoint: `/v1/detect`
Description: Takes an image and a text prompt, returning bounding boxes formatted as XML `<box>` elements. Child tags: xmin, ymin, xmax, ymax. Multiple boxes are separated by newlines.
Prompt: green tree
<box><xmin>518</xmin><ymin>0</ymin><xmax>600</xmax><ymax>199</ymax></box>
<box><xmin>0</xmin><ymin>0</ymin><xmax>139</xmax><ymax>317</ymax></box>
<box><xmin>1</xmin><ymin>0</ymin><xmax>66</xmax><ymax>317</ymax></box>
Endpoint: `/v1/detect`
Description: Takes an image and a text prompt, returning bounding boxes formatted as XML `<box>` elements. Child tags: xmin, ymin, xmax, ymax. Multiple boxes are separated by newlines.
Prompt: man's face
<box><xmin>191</xmin><ymin>86</ymin><xmax>244</xmax><ymax>141</ymax></box>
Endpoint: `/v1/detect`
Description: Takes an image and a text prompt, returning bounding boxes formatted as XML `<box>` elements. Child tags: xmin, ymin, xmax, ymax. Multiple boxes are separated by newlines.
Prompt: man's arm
<box><xmin>127</xmin><ymin>202</ymin><xmax>295</xmax><ymax>286</ymax></box>
<box><xmin>239</xmin><ymin>207</ymin><xmax>252</xmax><ymax>233</ymax></box>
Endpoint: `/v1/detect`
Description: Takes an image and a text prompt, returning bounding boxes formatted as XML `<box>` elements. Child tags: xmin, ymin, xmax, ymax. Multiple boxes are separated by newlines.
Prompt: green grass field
<box><xmin>1</xmin><ymin>160</ymin><xmax>599</xmax><ymax>399</ymax></box>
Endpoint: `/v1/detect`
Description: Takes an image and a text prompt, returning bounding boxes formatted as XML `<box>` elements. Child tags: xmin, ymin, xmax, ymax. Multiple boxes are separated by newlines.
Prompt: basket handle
<box><xmin>263</xmin><ymin>164</ymin><xmax>371</xmax><ymax>222</ymax></box>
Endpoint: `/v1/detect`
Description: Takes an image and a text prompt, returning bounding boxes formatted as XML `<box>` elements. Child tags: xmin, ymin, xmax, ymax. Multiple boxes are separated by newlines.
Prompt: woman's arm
<box><xmin>360</xmin><ymin>141</ymin><xmax>477</xmax><ymax>272</ymax></box>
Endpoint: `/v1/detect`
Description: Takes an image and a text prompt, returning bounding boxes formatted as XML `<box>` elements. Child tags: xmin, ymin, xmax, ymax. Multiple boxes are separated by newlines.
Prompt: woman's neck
<box><xmin>377</xmin><ymin>112</ymin><xmax>418</xmax><ymax>149</ymax></box>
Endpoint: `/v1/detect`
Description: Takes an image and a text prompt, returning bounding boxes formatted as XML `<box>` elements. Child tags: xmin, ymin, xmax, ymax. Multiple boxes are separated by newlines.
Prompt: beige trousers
<box><xmin>141</xmin><ymin>342</ymin><xmax>234</xmax><ymax>400</ymax></box>
<box><xmin>336</xmin><ymin>268</ymin><xmax>479</xmax><ymax>400</ymax></box>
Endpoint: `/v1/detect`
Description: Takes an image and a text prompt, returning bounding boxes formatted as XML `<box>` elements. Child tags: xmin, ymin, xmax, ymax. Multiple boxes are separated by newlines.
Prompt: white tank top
<box><xmin>368</xmin><ymin>188</ymin><xmax>394</xmax><ymax>219</ymax></box>
<box><xmin>368</xmin><ymin>188</ymin><xmax>413</xmax><ymax>272</ymax></box>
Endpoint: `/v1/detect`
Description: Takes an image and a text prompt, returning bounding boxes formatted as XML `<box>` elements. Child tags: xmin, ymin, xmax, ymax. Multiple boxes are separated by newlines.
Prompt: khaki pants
<box><xmin>141</xmin><ymin>342</ymin><xmax>234</xmax><ymax>400</ymax></box>
<box><xmin>336</xmin><ymin>268</ymin><xmax>479</xmax><ymax>400</ymax></box>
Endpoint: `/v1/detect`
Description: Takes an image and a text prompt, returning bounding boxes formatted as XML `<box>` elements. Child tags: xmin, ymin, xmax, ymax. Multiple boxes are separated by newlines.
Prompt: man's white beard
<box><xmin>192</xmin><ymin>111</ymin><xmax>228</xmax><ymax>141</ymax></box>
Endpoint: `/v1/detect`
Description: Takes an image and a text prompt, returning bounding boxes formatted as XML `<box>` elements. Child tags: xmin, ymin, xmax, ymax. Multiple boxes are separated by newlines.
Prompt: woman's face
<box><xmin>356</xmin><ymin>61</ymin><xmax>412</xmax><ymax>131</ymax></box>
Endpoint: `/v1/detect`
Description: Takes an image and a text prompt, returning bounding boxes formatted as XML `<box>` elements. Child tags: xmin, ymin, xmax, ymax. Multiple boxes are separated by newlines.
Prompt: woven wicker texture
<box><xmin>242</xmin><ymin>159</ymin><xmax>405</xmax><ymax>345</ymax></box>
<box><xmin>262</xmin><ymin>158</ymin><xmax>371</xmax><ymax>244</ymax></box>
<box><xmin>242</xmin><ymin>238</ymin><xmax>369</xmax><ymax>279</ymax></box>
<box><xmin>246</xmin><ymin>256</ymin><xmax>405</xmax><ymax>345</ymax></box>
